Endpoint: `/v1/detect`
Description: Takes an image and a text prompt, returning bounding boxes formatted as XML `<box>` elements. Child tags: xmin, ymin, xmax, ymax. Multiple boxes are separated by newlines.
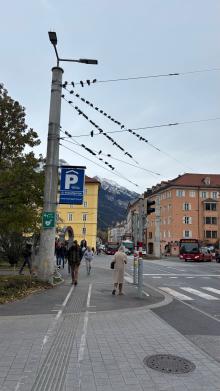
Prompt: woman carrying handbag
<box><xmin>111</xmin><ymin>246</ymin><xmax>127</xmax><ymax>295</ymax></box>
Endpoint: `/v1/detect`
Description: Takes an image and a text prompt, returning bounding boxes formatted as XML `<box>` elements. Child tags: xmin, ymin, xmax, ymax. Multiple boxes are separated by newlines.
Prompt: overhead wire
<box><xmin>62</xmin><ymin>95</ymin><xmax>139</xmax><ymax>164</ymax></box>
<box><xmin>62</xmin><ymin>85</ymin><xmax>163</xmax><ymax>151</ymax></box>
<box><xmin>63</xmin><ymin>66</ymin><xmax>220</xmax><ymax>87</ymax></box>
<box><xmin>60</xmin><ymin>128</ymin><xmax>160</xmax><ymax>176</ymax></box>
<box><xmin>59</xmin><ymin>143</ymin><xmax>140</xmax><ymax>188</ymax></box>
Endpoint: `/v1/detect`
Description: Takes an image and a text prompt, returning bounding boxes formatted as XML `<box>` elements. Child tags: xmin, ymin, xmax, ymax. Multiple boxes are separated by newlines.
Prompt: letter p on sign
<box><xmin>65</xmin><ymin>172</ymin><xmax>78</xmax><ymax>189</ymax></box>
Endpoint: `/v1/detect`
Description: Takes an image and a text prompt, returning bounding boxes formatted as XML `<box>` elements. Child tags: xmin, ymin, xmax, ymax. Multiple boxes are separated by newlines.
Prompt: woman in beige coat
<box><xmin>112</xmin><ymin>246</ymin><xmax>127</xmax><ymax>295</ymax></box>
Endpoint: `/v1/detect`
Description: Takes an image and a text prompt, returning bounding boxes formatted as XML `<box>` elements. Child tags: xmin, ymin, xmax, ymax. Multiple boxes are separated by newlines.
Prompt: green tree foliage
<box><xmin>0</xmin><ymin>84</ymin><xmax>44</xmax><ymax>264</ymax></box>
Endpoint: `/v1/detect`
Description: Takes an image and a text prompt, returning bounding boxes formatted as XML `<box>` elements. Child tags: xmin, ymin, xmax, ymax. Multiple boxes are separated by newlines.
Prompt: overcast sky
<box><xmin>1</xmin><ymin>0</ymin><xmax>220</xmax><ymax>192</ymax></box>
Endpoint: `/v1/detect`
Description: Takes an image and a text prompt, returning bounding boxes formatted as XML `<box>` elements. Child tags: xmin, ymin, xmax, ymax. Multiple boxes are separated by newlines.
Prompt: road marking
<box><xmin>159</xmin><ymin>287</ymin><xmax>194</xmax><ymax>301</ymax></box>
<box><xmin>186</xmin><ymin>277</ymin><xmax>194</xmax><ymax>279</ymax></box>
<box><xmin>181</xmin><ymin>287</ymin><xmax>219</xmax><ymax>300</ymax></box>
<box><xmin>152</xmin><ymin>276</ymin><xmax>162</xmax><ymax>279</ymax></box>
<box><xmin>203</xmin><ymin>287</ymin><xmax>220</xmax><ymax>295</ymax></box>
<box><xmin>144</xmin><ymin>274</ymin><xmax>220</xmax><ymax>277</ymax></box>
<box><xmin>86</xmin><ymin>283</ymin><xmax>92</xmax><ymax>307</ymax></box>
<box><xmin>78</xmin><ymin>284</ymin><xmax>93</xmax><ymax>363</ymax></box>
<box><xmin>169</xmin><ymin>277</ymin><xmax>178</xmax><ymax>279</ymax></box>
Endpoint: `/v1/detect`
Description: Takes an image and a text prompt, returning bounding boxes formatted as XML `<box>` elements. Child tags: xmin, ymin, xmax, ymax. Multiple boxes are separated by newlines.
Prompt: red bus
<box><xmin>179</xmin><ymin>239</ymin><xmax>212</xmax><ymax>262</ymax></box>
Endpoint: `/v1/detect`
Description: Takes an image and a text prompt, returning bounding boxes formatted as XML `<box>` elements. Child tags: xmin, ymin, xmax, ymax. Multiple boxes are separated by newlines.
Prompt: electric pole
<box><xmin>38</xmin><ymin>32</ymin><xmax>98</xmax><ymax>281</ymax></box>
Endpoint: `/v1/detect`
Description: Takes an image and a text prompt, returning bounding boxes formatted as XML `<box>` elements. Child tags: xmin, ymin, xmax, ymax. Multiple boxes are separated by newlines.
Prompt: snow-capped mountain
<box><xmin>95</xmin><ymin>177</ymin><xmax>139</xmax><ymax>230</ymax></box>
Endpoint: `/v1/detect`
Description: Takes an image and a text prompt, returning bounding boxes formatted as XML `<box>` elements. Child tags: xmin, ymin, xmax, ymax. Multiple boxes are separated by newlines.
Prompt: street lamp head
<box><xmin>79</xmin><ymin>58</ymin><xmax>98</xmax><ymax>65</ymax></box>
<box><xmin>48</xmin><ymin>31</ymin><xmax>57</xmax><ymax>46</ymax></box>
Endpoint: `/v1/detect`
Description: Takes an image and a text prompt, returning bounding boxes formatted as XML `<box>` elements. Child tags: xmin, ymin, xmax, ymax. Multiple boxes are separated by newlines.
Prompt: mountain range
<box><xmin>95</xmin><ymin>177</ymin><xmax>139</xmax><ymax>230</ymax></box>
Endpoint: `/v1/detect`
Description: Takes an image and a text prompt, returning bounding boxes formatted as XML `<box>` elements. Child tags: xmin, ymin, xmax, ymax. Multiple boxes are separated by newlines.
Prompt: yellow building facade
<box><xmin>56</xmin><ymin>176</ymin><xmax>100</xmax><ymax>249</ymax></box>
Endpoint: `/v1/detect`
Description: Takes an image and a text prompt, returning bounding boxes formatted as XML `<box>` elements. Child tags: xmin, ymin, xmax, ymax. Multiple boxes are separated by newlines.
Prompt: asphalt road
<box><xmin>126</xmin><ymin>255</ymin><xmax>220</xmax><ymax>362</ymax></box>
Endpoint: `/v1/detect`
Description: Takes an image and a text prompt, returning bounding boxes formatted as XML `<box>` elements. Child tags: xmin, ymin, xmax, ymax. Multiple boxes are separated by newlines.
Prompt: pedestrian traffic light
<box><xmin>147</xmin><ymin>199</ymin><xmax>155</xmax><ymax>215</ymax></box>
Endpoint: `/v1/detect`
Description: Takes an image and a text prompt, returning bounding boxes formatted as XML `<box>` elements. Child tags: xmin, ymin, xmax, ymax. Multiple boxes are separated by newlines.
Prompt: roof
<box><xmin>150</xmin><ymin>173</ymin><xmax>220</xmax><ymax>195</ymax></box>
<box><xmin>85</xmin><ymin>176</ymin><xmax>100</xmax><ymax>184</ymax></box>
<box><xmin>170</xmin><ymin>173</ymin><xmax>220</xmax><ymax>187</ymax></box>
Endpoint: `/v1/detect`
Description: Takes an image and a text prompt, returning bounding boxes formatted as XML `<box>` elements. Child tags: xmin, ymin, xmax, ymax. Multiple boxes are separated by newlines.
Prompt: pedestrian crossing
<box><xmin>159</xmin><ymin>286</ymin><xmax>220</xmax><ymax>301</ymax></box>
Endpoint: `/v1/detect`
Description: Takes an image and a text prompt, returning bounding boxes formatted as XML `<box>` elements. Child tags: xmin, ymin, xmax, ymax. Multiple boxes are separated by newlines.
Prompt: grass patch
<box><xmin>0</xmin><ymin>275</ymin><xmax>52</xmax><ymax>304</ymax></box>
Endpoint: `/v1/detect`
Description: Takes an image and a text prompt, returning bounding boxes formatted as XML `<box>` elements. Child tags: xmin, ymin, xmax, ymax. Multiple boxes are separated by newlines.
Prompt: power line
<box><xmin>60</xmin><ymin>143</ymin><xmax>140</xmax><ymax>188</ymax></box>
<box><xmin>63</xmin><ymin>86</ymin><xmax>164</xmax><ymax>151</ymax></box>
<box><xmin>64</xmin><ymin>66</ymin><xmax>220</xmax><ymax>87</ymax></box>
<box><xmin>63</xmin><ymin>116</ymin><xmax>220</xmax><ymax>138</ymax></box>
<box><xmin>60</xmin><ymin>129</ymin><xmax>160</xmax><ymax>176</ymax></box>
<box><xmin>62</xmin><ymin>95</ymin><xmax>139</xmax><ymax>164</ymax></box>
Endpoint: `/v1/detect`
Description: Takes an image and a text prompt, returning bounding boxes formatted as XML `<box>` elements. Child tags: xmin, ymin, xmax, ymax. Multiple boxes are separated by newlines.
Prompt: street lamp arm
<box><xmin>60</xmin><ymin>58</ymin><xmax>98</xmax><ymax>65</ymax></box>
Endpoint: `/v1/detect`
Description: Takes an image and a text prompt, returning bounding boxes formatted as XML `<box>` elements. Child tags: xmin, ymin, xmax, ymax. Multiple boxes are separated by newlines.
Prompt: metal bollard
<box><xmin>138</xmin><ymin>257</ymin><xmax>143</xmax><ymax>298</ymax></box>
<box><xmin>133</xmin><ymin>254</ymin><xmax>138</xmax><ymax>285</ymax></box>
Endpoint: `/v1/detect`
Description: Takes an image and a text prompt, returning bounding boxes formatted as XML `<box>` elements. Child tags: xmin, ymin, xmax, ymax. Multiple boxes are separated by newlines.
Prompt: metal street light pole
<box><xmin>38</xmin><ymin>32</ymin><xmax>98</xmax><ymax>282</ymax></box>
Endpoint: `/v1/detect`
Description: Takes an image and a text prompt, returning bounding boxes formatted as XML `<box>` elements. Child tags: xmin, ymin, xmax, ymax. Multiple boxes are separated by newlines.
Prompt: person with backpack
<box><xmin>83</xmin><ymin>246</ymin><xmax>94</xmax><ymax>275</ymax></box>
<box><xmin>67</xmin><ymin>240</ymin><xmax>81</xmax><ymax>285</ymax></box>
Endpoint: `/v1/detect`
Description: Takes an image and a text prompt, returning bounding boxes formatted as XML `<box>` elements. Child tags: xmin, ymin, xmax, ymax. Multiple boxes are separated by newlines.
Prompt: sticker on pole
<box><xmin>43</xmin><ymin>212</ymin><xmax>55</xmax><ymax>229</ymax></box>
<box><xmin>59</xmin><ymin>166</ymin><xmax>86</xmax><ymax>205</ymax></box>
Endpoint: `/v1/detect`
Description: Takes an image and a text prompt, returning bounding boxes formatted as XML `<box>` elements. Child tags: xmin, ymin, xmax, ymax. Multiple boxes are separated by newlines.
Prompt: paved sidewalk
<box><xmin>0</xmin><ymin>256</ymin><xmax>220</xmax><ymax>390</ymax></box>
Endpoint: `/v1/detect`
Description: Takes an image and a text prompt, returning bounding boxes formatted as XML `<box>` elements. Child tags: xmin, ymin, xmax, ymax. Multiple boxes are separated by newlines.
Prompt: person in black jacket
<box><xmin>19</xmin><ymin>243</ymin><xmax>32</xmax><ymax>275</ymax></box>
<box><xmin>67</xmin><ymin>240</ymin><xmax>81</xmax><ymax>285</ymax></box>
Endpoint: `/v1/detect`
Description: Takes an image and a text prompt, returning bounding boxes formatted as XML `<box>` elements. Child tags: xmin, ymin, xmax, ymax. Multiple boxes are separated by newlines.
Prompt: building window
<box><xmin>183</xmin><ymin>230</ymin><xmax>192</xmax><ymax>238</ymax></box>
<box><xmin>168</xmin><ymin>231</ymin><xmax>171</xmax><ymax>238</ymax></box>
<box><xmin>168</xmin><ymin>216</ymin><xmax>171</xmax><ymax>224</ymax></box>
<box><xmin>149</xmin><ymin>232</ymin><xmax>152</xmax><ymax>239</ymax></box>
<box><xmin>82</xmin><ymin>227</ymin><xmax>86</xmax><ymax>235</ymax></box>
<box><xmin>67</xmin><ymin>213</ymin><xmax>73</xmax><ymax>222</ymax></box>
<box><xmin>183</xmin><ymin>216</ymin><xmax>192</xmax><ymax>224</ymax></box>
<box><xmin>163</xmin><ymin>231</ymin><xmax>166</xmax><ymax>238</ymax></box>
<box><xmin>84</xmin><ymin>188</ymin><xmax>88</xmax><ymax>195</ymax></box>
<box><xmin>69</xmin><ymin>204</ymin><xmax>74</xmax><ymax>208</ymax></box>
<box><xmin>200</xmin><ymin>191</ymin><xmax>208</xmax><ymax>199</ymax></box>
<box><xmin>168</xmin><ymin>204</ymin><xmax>172</xmax><ymax>210</ymax></box>
<box><xmin>82</xmin><ymin>213</ymin><xmax>87</xmax><ymax>221</ymax></box>
<box><xmin>166</xmin><ymin>191</ymin><xmax>172</xmax><ymax>198</ymax></box>
<box><xmin>205</xmin><ymin>230</ymin><xmax>217</xmax><ymax>239</ymax></box>
<box><xmin>183</xmin><ymin>203</ymin><xmax>191</xmax><ymax>211</ymax></box>
<box><xmin>205</xmin><ymin>202</ymin><xmax>217</xmax><ymax>211</ymax></box>
<box><xmin>205</xmin><ymin>217</ymin><xmax>217</xmax><ymax>225</ymax></box>
<box><xmin>189</xmin><ymin>191</ymin><xmax>196</xmax><ymax>198</ymax></box>
<box><xmin>212</xmin><ymin>192</ymin><xmax>218</xmax><ymax>199</ymax></box>
<box><xmin>176</xmin><ymin>190</ymin><xmax>185</xmax><ymax>197</ymax></box>
<box><xmin>84</xmin><ymin>201</ymin><xmax>88</xmax><ymax>207</ymax></box>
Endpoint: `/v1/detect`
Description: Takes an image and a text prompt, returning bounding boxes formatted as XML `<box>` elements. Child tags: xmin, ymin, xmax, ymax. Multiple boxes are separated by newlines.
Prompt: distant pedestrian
<box><xmin>19</xmin><ymin>243</ymin><xmax>32</xmax><ymax>275</ymax></box>
<box><xmin>80</xmin><ymin>239</ymin><xmax>87</xmax><ymax>258</ymax></box>
<box><xmin>112</xmin><ymin>246</ymin><xmax>127</xmax><ymax>295</ymax></box>
<box><xmin>84</xmin><ymin>247</ymin><xmax>94</xmax><ymax>275</ymax></box>
<box><xmin>67</xmin><ymin>240</ymin><xmax>81</xmax><ymax>285</ymax></box>
<box><xmin>57</xmin><ymin>242</ymin><xmax>66</xmax><ymax>268</ymax></box>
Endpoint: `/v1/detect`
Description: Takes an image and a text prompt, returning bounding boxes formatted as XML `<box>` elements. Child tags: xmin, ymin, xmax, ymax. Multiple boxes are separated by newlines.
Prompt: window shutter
<box><xmin>189</xmin><ymin>217</ymin><xmax>192</xmax><ymax>224</ymax></box>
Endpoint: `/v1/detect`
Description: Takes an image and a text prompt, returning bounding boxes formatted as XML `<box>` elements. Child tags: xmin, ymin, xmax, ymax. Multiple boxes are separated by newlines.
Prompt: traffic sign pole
<box><xmin>38</xmin><ymin>66</ymin><xmax>63</xmax><ymax>282</ymax></box>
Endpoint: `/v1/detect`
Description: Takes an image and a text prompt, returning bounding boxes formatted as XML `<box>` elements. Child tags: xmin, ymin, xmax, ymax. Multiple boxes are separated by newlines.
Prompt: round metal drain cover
<box><xmin>143</xmin><ymin>354</ymin><xmax>196</xmax><ymax>374</ymax></box>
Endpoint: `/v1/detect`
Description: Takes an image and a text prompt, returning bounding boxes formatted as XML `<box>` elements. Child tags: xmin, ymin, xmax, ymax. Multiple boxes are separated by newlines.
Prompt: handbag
<box><xmin>110</xmin><ymin>261</ymin><xmax>115</xmax><ymax>269</ymax></box>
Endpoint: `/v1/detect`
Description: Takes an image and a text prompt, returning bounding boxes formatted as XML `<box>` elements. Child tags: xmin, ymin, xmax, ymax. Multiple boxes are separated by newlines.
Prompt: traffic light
<box><xmin>147</xmin><ymin>199</ymin><xmax>155</xmax><ymax>215</ymax></box>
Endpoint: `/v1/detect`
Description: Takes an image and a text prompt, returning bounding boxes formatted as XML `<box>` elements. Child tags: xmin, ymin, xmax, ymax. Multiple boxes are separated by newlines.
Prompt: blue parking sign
<box><xmin>59</xmin><ymin>166</ymin><xmax>85</xmax><ymax>204</ymax></box>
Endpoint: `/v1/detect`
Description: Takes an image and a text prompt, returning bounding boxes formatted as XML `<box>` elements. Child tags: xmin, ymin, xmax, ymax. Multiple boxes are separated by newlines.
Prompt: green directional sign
<box><xmin>43</xmin><ymin>212</ymin><xmax>55</xmax><ymax>229</ymax></box>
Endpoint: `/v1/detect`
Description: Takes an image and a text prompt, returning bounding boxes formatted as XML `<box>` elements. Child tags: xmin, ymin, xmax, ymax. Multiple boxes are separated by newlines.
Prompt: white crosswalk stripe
<box><xmin>202</xmin><ymin>287</ymin><xmax>220</xmax><ymax>295</ymax></box>
<box><xmin>181</xmin><ymin>287</ymin><xmax>219</xmax><ymax>300</ymax></box>
<box><xmin>159</xmin><ymin>287</ymin><xmax>194</xmax><ymax>301</ymax></box>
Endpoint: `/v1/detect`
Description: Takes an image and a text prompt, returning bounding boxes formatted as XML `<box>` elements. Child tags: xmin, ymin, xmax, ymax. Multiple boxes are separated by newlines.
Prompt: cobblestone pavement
<box><xmin>0</xmin><ymin>256</ymin><xmax>220</xmax><ymax>390</ymax></box>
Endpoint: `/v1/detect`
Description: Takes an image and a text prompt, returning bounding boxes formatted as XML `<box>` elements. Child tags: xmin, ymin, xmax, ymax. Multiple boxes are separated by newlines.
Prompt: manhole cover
<box><xmin>143</xmin><ymin>354</ymin><xmax>196</xmax><ymax>374</ymax></box>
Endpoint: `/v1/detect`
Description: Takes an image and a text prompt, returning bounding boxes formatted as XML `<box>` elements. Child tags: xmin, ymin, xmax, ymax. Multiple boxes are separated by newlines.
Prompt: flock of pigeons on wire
<box><xmin>61</xmin><ymin>79</ymin><xmax>156</xmax><ymax>172</ymax></box>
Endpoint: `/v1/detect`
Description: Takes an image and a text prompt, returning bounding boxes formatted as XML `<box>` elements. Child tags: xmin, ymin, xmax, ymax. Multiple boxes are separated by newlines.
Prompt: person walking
<box><xmin>59</xmin><ymin>242</ymin><xmax>66</xmax><ymax>268</ymax></box>
<box><xmin>84</xmin><ymin>246</ymin><xmax>94</xmax><ymax>275</ymax></box>
<box><xmin>19</xmin><ymin>243</ymin><xmax>32</xmax><ymax>275</ymax></box>
<box><xmin>67</xmin><ymin>240</ymin><xmax>81</xmax><ymax>285</ymax></box>
<box><xmin>112</xmin><ymin>246</ymin><xmax>127</xmax><ymax>295</ymax></box>
<box><xmin>80</xmin><ymin>239</ymin><xmax>87</xmax><ymax>258</ymax></box>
